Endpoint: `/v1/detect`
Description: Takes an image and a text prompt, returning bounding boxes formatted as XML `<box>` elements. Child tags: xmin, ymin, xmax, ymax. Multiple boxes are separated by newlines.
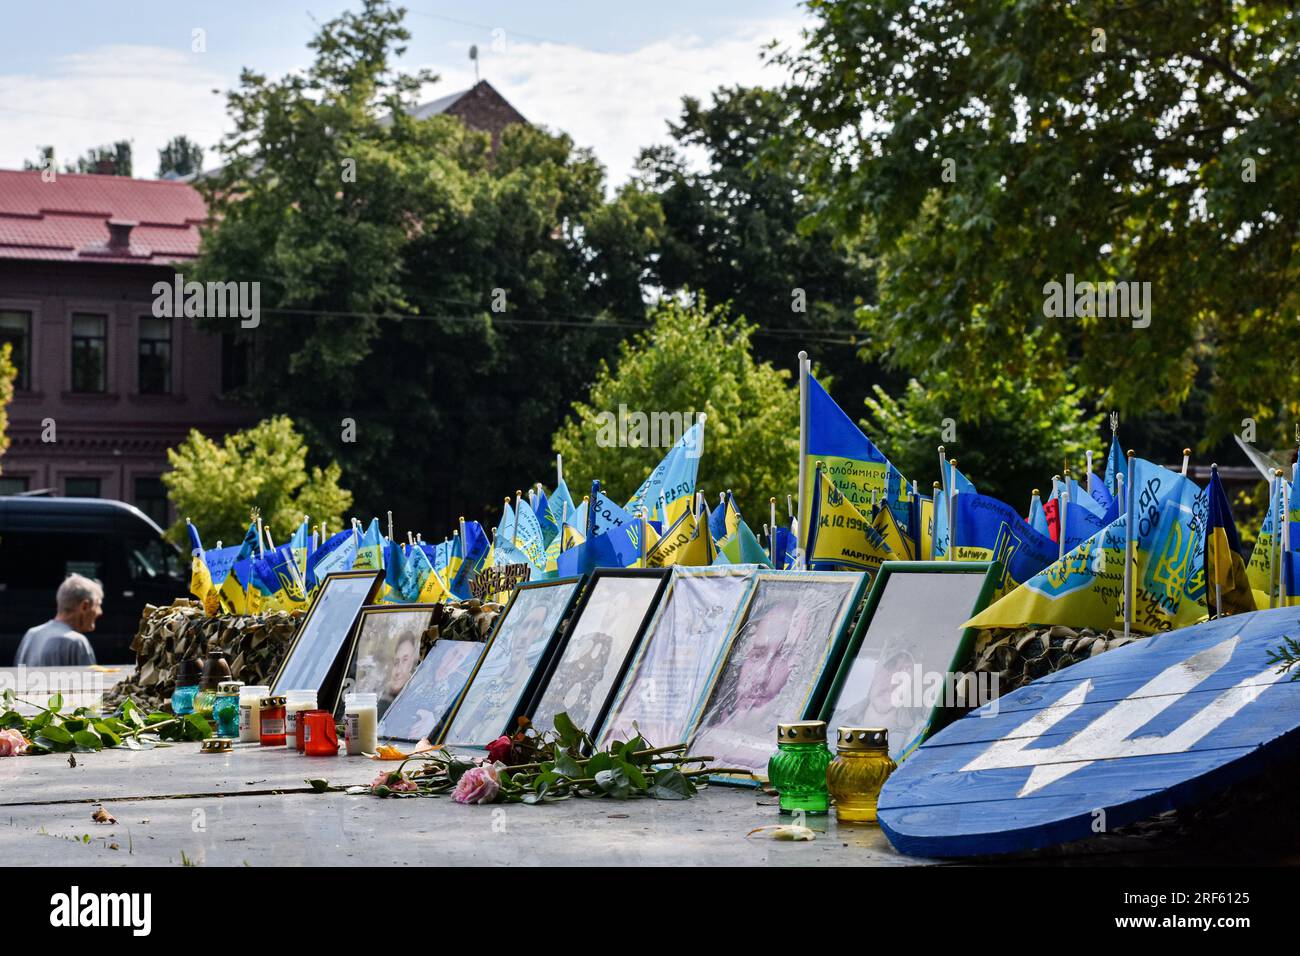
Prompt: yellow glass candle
<box><xmin>826</xmin><ymin>727</ymin><xmax>897</xmax><ymax>824</ymax></box>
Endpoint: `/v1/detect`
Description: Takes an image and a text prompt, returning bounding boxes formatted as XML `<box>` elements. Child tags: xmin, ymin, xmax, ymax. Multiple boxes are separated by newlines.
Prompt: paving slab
<box><xmin>0</xmin><ymin>785</ymin><xmax>925</xmax><ymax>867</ymax></box>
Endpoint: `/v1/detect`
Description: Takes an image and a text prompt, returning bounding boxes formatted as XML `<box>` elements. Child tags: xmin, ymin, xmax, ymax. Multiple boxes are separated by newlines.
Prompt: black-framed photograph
<box><xmin>528</xmin><ymin>568</ymin><xmax>668</xmax><ymax>738</ymax></box>
<box><xmin>346</xmin><ymin>604</ymin><xmax>437</xmax><ymax>721</ymax></box>
<box><xmin>271</xmin><ymin>570</ymin><xmax>383</xmax><ymax>714</ymax></box>
<box><xmin>820</xmin><ymin>560</ymin><xmax>1000</xmax><ymax>762</ymax></box>
<box><xmin>687</xmin><ymin>570</ymin><xmax>868</xmax><ymax>781</ymax></box>
<box><xmin>597</xmin><ymin>565</ymin><xmax>757</xmax><ymax>749</ymax></box>
<box><xmin>378</xmin><ymin>638</ymin><xmax>486</xmax><ymax>743</ymax></box>
<box><xmin>438</xmin><ymin>576</ymin><xmax>584</xmax><ymax>748</ymax></box>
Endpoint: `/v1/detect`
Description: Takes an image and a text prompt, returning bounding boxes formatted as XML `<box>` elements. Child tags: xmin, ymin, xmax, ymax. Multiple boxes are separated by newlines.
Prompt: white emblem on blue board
<box><xmin>961</xmin><ymin>636</ymin><xmax>1284</xmax><ymax>796</ymax></box>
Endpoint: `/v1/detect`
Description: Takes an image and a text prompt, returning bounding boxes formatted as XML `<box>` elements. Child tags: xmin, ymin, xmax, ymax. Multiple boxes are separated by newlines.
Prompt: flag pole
<box><xmin>947</xmin><ymin>458</ymin><xmax>957</xmax><ymax>561</ymax></box>
<box><xmin>769</xmin><ymin>497</ymin><xmax>777</xmax><ymax>566</ymax></box>
<box><xmin>786</xmin><ymin>494</ymin><xmax>794</xmax><ymax>520</ymax></box>
<box><xmin>1086</xmin><ymin>450</ymin><xmax>1094</xmax><ymax>493</ymax></box>
<box><xmin>931</xmin><ymin>481</ymin><xmax>941</xmax><ymax>561</ymax></box>
<box><xmin>556</xmin><ymin>454</ymin><xmax>564</xmax><ymax>488</ymax></box>
<box><xmin>797</xmin><ymin>351</ymin><xmax>810</xmax><ymax>570</ymax></box>
<box><xmin>1060</xmin><ymin>465</ymin><xmax>1070</xmax><ymax>561</ymax></box>
<box><xmin>513</xmin><ymin>490</ymin><xmax>523</xmax><ymax>548</ymax></box>
<box><xmin>586</xmin><ymin>486</ymin><xmax>597</xmax><ymax>543</ymax></box>
<box><xmin>559</xmin><ymin>502</ymin><xmax>568</xmax><ymax>554</ymax></box>
<box><xmin>1211</xmin><ymin>462</ymin><xmax>1222</xmax><ymax>619</ymax></box>
<box><xmin>1271</xmin><ymin>470</ymin><xmax>1282</xmax><ymax>608</ymax></box>
<box><xmin>1124</xmin><ymin>450</ymin><xmax>1136</xmax><ymax>639</ymax></box>
<box><xmin>1180</xmin><ymin>448</ymin><xmax>1190</xmax><ymax>477</ymax></box>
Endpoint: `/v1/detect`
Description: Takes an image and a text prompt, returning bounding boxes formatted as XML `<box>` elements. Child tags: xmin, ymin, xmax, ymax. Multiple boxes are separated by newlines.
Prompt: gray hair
<box><xmin>56</xmin><ymin>574</ymin><xmax>103</xmax><ymax>614</ymax></box>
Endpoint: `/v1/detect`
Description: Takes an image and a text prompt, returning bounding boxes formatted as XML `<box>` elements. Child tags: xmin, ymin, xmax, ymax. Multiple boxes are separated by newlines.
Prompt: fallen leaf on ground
<box><xmin>746</xmin><ymin>825</ymin><xmax>815</xmax><ymax>841</ymax></box>
<box><xmin>91</xmin><ymin>808</ymin><xmax>116</xmax><ymax>825</ymax></box>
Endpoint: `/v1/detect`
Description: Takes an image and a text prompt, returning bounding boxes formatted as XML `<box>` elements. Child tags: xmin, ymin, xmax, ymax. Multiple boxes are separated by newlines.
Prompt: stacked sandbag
<box><xmin>969</xmin><ymin>625</ymin><xmax>1144</xmax><ymax>696</ymax></box>
<box><xmin>106</xmin><ymin>600</ymin><xmax>303</xmax><ymax>711</ymax></box>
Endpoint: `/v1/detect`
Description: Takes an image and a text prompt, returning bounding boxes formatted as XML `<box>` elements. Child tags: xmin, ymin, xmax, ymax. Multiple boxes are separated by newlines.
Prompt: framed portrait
<box><xmin>687</xmin><ymin>570</ymin><xmax>868</xmax><ymax>782</ymax></box>
<box><xmin>378</xmin><ymin>639</ymin><xmax>486</xmax><ymax>743</ymax></box>
<box><xmin>437</xmin><ymin>576</ymin><xmax>584</xmax><ymax>749</ymax></box>
<box><xmin>345</xmin><ymin>604</ymin><xmax>437</xmax><ymax>722</ymax></box>
<box><xmin>527</xmin><ymin>568</ymin><xmax>669</xmax><ymax>739</ymax></box>
<box><xmin>271</xmin><ymin>570</ymin><xmax>383</xmax><ymax>714</ymax></box>
<box><xmin>597</xmin><ymin>565</ymin><xmax>757</xmax><ymax>749</ymax></box>
<box><xmin>820</xmin><ymin>560</ymin><xmax>1000</xmax><ymax>762</ymax></box>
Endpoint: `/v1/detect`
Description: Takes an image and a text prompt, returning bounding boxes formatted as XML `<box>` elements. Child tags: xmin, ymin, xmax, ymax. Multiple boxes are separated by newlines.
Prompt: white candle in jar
<box><xmin>238</xmin><ymin>685</ymin><xmax>270</xmax><ymax>742</ymax></box>
<box><xmin>284</xmin><ymin>689</ymin><xmax>318</xmax><ymax>750</ymax></box>
<box><xmin>344</xmin><ymin>692</ymin><xmax>378</xmax><ymax>755</ymax></box>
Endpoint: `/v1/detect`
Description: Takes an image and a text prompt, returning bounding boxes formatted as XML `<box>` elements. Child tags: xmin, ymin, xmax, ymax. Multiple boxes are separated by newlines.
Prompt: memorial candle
<box><xmin>238</xmin><ymin>684</ymin><xmax>270</xmax><ymax>743</ymax></box>
<box><xmin>344</xmin><ymin>692</ymin><xmax>378</xmax><ymax>755</ymax></box>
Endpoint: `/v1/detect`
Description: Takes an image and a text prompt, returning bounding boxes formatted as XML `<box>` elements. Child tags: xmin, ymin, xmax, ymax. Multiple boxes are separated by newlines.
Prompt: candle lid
<box><xmin>201</xmin><ymin>737</ymin><xmax>233</xmax><ymax>754</ymax></box>
<box><xmin>260</xmin><ymin>696</ymin><xmax>287</xmax><ymax>707</ymax></box>
<box><xmin>836</xmin><ymin>727</ymin><xmax>889</xmax><ymax>752</ymax></box>
<box><xmin>776</xmin><ymin>720</ymin><xmax>827</xmax><ymax>744</ymax></box>
<box><xmin>217</xmin><ymin>680</ymin><xmax>244</xmax><ymax>695</ymax></box>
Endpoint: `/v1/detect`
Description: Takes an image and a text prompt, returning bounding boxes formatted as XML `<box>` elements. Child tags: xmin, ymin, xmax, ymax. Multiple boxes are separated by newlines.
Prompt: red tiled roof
<box><xmin>0</xmin><ymin>169</ymin><xmax>206</xmax><ymax>265</ymax></box>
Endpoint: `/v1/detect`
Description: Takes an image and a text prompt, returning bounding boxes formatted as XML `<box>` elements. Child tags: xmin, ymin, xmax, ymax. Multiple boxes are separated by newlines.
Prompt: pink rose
<box><xmin>370</xmin><ymin>770</ymin><xmax>419</xmax><ymax>793</ymax></box>
<box><xmin>452</xmin><ymin>764</ymin><xmax>502</xmax><ymax>804</ymax></box>
<box><xmin>0</xmin><ymin>729</ymin><xmax>29</xmax><ymax>757</ymax></box>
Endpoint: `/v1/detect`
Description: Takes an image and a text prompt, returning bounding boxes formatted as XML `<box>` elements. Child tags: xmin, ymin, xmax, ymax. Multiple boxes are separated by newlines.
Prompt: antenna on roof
<box><xmin>469</xmin><ymin>44</ymin><xmax>479</xmax><ymax>84</ymax></box>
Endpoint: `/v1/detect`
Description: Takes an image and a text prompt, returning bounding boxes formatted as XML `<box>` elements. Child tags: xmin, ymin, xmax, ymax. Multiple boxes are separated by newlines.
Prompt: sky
<box><xmin>0</xmin><ymin>1</ymin><xmax>810</xmax><ymax>184</ymax></box>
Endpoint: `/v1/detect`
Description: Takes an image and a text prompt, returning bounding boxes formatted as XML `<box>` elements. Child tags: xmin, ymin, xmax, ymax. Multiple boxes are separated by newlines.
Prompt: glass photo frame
<box><xmin>271</xmin><ymin>570</ymin><xmax>383</xmax><ymax>715</ymax></box>
<box><xmin>437</xmin><ymin>576</ymin><xmax>584</xmax><ymax>749</ymax></box>
<box><xmin>820</xmin><ymin>560</ymin><xmax>1000</xmax><ymax>762</ymax></box>
<box><xmin>378</xmin><ymin>638</ymin><xmax>486</xmax><ymax>743</ymax></box>
<box><xmin>346</xmin><ymin>604</ymin><xmax>437</xmax><ymax>721</ymax></box>
<box><xmin>527</xmin><ymin>568</ymin><xmax>669</xmax><ymax>739</ymax></box>
<box><xmin>597</xmin><ymin>565</ymin><xmax>758</xmax><ymax>749</ymax></box>
<box><xmin>687</xmin><ymin>570</ymin><xmax>868</xmax><ymax>782</ymax></box>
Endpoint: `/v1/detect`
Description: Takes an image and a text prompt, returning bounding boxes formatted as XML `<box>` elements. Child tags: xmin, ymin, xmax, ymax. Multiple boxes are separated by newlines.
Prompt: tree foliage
<box><xmin>635</xmin><ymin>85</ymin><xmax>880</xmax><ymax>394</ymax></box>
<box><xmin>0</xmin><ymin>343</ymin><xmax>14</xmax><ymax>474</ymax></box>
<box><xmin>68</xmin><ymin>141</ymin><xmax>133</xmax><ymax>176</ymax></box>
<box><xmin>552</xmin><ymin>298</ymin><xmax>798</xmax><ymax>522</ymax></box>
<box><xmin>774</xmin><ymin>0</ymin><xmax>1300</xmax><ymax>452</ymax></box>
<box><xmin>161</xmin><ymin>417</ymin><xmax>352</xmax><ymax>547</ymax></box>
<box><xmin>157</xmin><ymin>136</ymin><xmax>204</xmax><ymax>178</ymax></box>
<box><xmin>195</xmin><ymin>0</ymin><xmax>659</xmax><ymax>536</ymax></box>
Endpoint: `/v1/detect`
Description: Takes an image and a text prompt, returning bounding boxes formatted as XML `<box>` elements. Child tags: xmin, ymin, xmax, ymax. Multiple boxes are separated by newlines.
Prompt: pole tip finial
<box><xmin>1183</xmin><ymin>448</ymin><xmax>1191</xmax><ymax>456</ymax></box>
<box><xmin>1032</xmin><ymin>488</ymin><xmax>1040</xmax><ymax>496</ymax></box>
<box><xmin>797</xmin><ymin>350</ymin><xmax>808</xmax><ymax>361</ymax></box>
<box><xmin>1127</xmin><ymin>448</ymin><xmax>1135</xmax><ymax>458</ymax></box>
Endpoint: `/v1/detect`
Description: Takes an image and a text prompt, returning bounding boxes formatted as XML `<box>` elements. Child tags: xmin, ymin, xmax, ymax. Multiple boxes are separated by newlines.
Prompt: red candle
<box><xmin>302</xmin><ymin>710</ymin><xmax>339</xmax><ymax>756</ymax></box>
<box><xmin>259</xmin><ymin>696</ymin><xmax>287</xmax><ymax>746</ymax></box>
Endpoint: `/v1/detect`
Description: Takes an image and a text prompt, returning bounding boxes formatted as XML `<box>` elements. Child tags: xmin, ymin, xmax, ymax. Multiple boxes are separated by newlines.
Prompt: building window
<box><xmin>138</xmin><ymin>317</ymin><xmax>173</xmax><ymax>394</ymax></box>
<box><xmin>0</xmin><ymin>476</ymin><xmax>30</xmax><ymax>495</ymax></box>
<box><xmin>71</xmin><ymin>314</ymin><xmax>108</xmax><ymax>393</ymax></box>
<box><xmin>0</xmin><ymin>311</ymin><xmax>31</xmax><ymax>390</ymax></box>
<box><xmin>221</xmin><ymin>331</ymin><xmax>252</xmax><ymax>393</ymax></box>
<box><xmin>134</xmin><ymin>476</ymin><xmax>169</xmax><ymax>527</ymax></box>
<box><xmin>66</xmin><ymin>477</ymin><xmax>102</xmax><ymax>498</ymax></box>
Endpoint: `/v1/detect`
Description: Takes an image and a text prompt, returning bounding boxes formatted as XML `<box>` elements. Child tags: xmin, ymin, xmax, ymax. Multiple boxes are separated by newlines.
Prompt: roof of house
<box><xmin>0</xmin><ymin>169</ymin><xmax>205</xmax><ymax>265</ymax></box>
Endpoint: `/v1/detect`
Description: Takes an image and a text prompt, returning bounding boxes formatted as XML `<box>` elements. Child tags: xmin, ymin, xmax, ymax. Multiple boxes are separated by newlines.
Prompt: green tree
<box><xmin>196</xmin><ymin>0</ymin><xmax>660</xmax><ymax>536</ymax></box>
<box><xmin>552</xmin><ymin>298</ymin><xmax>798</xmax><ymax>523</ymax></box>
<box><xmin>774</xmin><ymin>0</ymin><xmax>1300</xmax><ymax>455</ymax></box>
<box><xmin>636</xmin><ymin>85</ymin><xmax>880</xmax><ymax>394</ymax></box>
<box><xmin>157</xmin><ymin>135</ymin><xmax>204</xmax><ymax>178</ymax></box>
<box><xmin>68</xmin><ymin>141</ymin><xmax>133</xmax><ymax>176</ymax></box>
<box><xmin>0</xmin><ymin>343</ymin><xmax>15</xmax><ymax>474</ymax></box>
<box><xmin>863</xmin><ymin>360</ymin><xmax>1105</xmax><ymax>508</ymax></box>
<box><xmin>161</xmin><ymin>417</ymin><xmax>353</xmax><ymax>547</ymax></box>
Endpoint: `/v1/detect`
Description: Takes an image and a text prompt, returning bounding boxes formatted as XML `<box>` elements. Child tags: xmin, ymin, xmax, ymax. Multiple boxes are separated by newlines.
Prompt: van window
<box><xmin>126</xmin><ymin>536</ymin><xmax>183</xmax><ymax>583</ymax></box>
<box><xmin>0</xmin><ymin>532</ymin><xmax>107</xmax><ymax>588</ymax></box>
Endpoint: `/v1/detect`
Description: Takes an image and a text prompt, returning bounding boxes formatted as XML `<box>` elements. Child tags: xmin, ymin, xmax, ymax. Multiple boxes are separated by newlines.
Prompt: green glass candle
<box><xmin>768</xmin><ymin>720</ymin><xmax>832</xmax><ymax>814</ymax></box>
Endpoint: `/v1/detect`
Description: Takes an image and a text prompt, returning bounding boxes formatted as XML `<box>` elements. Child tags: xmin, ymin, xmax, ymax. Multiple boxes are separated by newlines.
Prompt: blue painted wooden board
<box><xmin>878</xmin><ymin>607</ymin><xmax>1300</xmax><ymax>857</ymax></box>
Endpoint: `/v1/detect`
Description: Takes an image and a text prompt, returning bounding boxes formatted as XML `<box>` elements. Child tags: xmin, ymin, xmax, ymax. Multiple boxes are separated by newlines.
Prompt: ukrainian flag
<box><xmin>352</xmin><ymin>518</ymin><xmax>384</xmax><ymax>572</ymax></box>
<box><xmin>802</xmin><ymin>375</ymin><xmax>912</xmax><ymax>552</ymax></box>
<box><xmin>1206</xmin><ymin>465</ymin><xmax>1254</xmax><ymax>615</ymax></box>
<box><xmin>626</xmin><ymin>420</ymin><xmax>704</xmax><ymax>523</ymax></box>
<box><xmin>805</xmin><ymin>466</ymin><xmax>895</xmax><ymax>576</ymax></box>
<box><xmin>218</xmin><ymin>520</ymin><xmax>260</xmax><ymax>615</ymax></box>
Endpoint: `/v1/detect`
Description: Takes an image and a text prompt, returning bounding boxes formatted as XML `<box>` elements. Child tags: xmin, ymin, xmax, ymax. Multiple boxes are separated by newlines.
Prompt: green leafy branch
<box><xmin>0</xmin><ymin>690</ymin><xmax>211</xmax><ymax>754</ymax></box>
<box><xmin>1266</xmin><ymin>634</ymin><xmax>1300</xmax><ymax>681</ymax></box>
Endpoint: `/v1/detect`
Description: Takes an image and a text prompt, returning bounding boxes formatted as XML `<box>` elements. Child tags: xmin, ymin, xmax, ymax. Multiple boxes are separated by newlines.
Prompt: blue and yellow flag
<box><xmin>719</xmin><ymin>516</ymin><xmax>773</xmax><ymax>567</ymax></box>
<box><xmin>218</xmin><ymin>520</ymin><xmax>260</xmax><ymax>614</ymax></box>
<box><xmin>1104</xmin><ymin>433</ymin><xmax>1127</xmax><ymax>498</ymax></box>
<box><xmin>1028</xmin><ymin>492</ymin><xmax>1051</xmax><ymax>538</ymax></box>
<box><xmin>934</xmin><ymin>490</ymin><xmax>1059</xmax><ymax>598</ymax></box>
<box><xmin>186</xmin><ymin>521</ymin><xmax>217</xmax><ymax>612</ymax></box>
<box><xmin>450</xmin><ymin>520</ymin><xmax>491</xmax><ymax>600</ymax></box>
<box><xmin>1206</xmin><ymin>465</ymin><xmax>1254</xmax><ymax>615</ymax></box>
<box><xmin>802</xmin><ymin>374</ymin><xmax>912</xmax><ymax>549</ymax></box>
<box><xmin>626</xmin><ymin>420</ymin><xmax>704</xmax><ymax>524</ymax></box>
<box><xmin>307</xmin><ymin>528</ymin><xmax>358</xmax><ymax>592</ymax></box>
<box><xmin>806</xmin><ymin>467</ymin><xmax>895</xmax><ymax>576</ymax></box>
<box><xmin>644</xmin><ymin>508</ymin><xmax>711</xmax><ymax>569</ymax></box>
<box><xmin>1247</xmin><ymin>473</ymin><xmax>1294</xmax><ymax>608</ymax></box>
<box><xmin>352</xmin><ymin>519</ymin><xmax>384</xmax><ymax>572</ymax></box>
<box><xmin>545</xmin><ymin>480</ymin><xmax>576</xmax><ymax>539</ymax></box>
<box><xmin>290</xmin><ymin>517</ymin><xmax>311</xmax><ymax>580</ymax></box>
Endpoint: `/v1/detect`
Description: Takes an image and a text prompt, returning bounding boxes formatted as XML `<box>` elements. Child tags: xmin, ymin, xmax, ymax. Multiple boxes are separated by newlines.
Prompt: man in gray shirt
<box><xmin>14</xmin><ymin>574</ymin><xmax>104</xmax><ymax>666</ymax></box>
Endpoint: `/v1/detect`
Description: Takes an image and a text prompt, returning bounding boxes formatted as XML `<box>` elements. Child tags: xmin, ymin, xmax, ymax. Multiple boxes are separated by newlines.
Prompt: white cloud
<box><xmin>419</xmin><ymin>17</ymin><xmax>808</xmax><ymax>185</ymax></box>
<box><xmin>0</xmin><ymin>45</ymin><xmax>230</xmax><ymax>175</ymax></box>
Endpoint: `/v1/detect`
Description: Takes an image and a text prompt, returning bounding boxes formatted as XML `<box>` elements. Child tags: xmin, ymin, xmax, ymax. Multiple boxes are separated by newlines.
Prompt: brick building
<box><xmin>407</xmin><ymin>80</ymin><xmax>527</xmax><ymax>149</ymax></box>
<box><xmin>0</xmin><ymin>169</ymin><xmax>256</xmax><ymax>527</ymax></box>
